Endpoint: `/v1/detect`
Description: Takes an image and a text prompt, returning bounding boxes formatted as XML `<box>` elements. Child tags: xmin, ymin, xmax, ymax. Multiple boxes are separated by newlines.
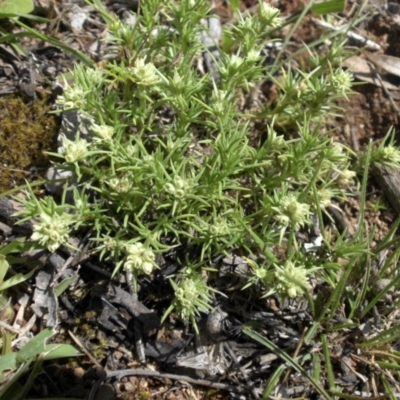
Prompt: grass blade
<box><xmin>11</xmin><ymin>18</ymin><xmax>93</xmax><ymax>67</ymax></box>
<box><xmin>262</xmin><ymin>364</ymin><xmax>286</xmax><ymax>399</ymax></box>
<box><xmin>311</xmin><ymin>0</ymin><xmax>345</xmax><ymax>14</ymax></box>
<box><xmin>358</xmin><ymin>324</ymin><xmax>400</xmax><ymax>348</ymax></box>
<box><xmin>244</xmin><ymin>327</ymin><xmax>331</xmax><ymax>399</ymax></box>
<box><xmin>317</xmin><ymin>255</ymin><xmax>357</xmax><ymax>322</ymax></box>
<box><xmin>321</xmin><ymin>334</ymin><xmax>335</xmax><ymax>392</ymax></box>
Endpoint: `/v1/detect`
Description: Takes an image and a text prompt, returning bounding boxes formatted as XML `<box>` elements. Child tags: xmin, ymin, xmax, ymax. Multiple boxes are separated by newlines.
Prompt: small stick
<box><xmin>104</xmin><ymin>368</ymin><xmax>251</xmax><ymax>394</ymax></box>
<box><xmin>13</xmin><ymin>294</ymin><xmax>29</xmax><ymax>330</ymax></box>
<box><xmin>68</xmin><ymin>330</ymin><xmax>102</xmax><ymax>369</ymax></box>
<box><xmin>311</xmin><ymin>18</ymin><xmax>381</xmax><ymax>51</ymax></box>
<box><xmin>0</xmin><ymin>320</ymin><xmax>19</xmax><ymax>334</ymax></box>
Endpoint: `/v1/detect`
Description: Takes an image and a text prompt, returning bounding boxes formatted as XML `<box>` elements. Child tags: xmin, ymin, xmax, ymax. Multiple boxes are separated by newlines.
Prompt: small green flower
<box><xmin>237</xmin><ymin>14</ymin><xmax>256</xmax><ymax>34</ymax></box>
<box><xmin>247</xmin><ymin>49</ymin><xmax>261</xmax><ymax>63</ymax></box>
<box><xmin>31</xmin><ymin>212</ymin><xmax>71</xmax><ymax>253</ymax></box>
<box><xmin>209</xmin><ymin>217</ymin><xmax>230</xmax><ymax>237</ymax></box>
<box><xmin>330</xmin><ymin>68</ymin><xmax>353</xmax><ymax>95</ymax></box>
<box><xmin>175</xmin><ymin>279</ymin><xmax>198</xmax><ymax>310</ymax></box>
<box><xmin>56</xmin><ymin>84</ymin><xmax>86</xmax><ymax>110</ymax></box>
<box><xmin>171</xmin><ymin>71</ymin><xmax>184</xmax><ymax>89</ymax></box>
<box><xmin>318</xmin><ymin>188</ymin><xmax>334</xmax><ymax>207</ymax></box>
<box><xmin>273</xmin><ymin>194</ymin><xmax>310</xmax><ymax>229</ymax></box>
<box><xmin>378</xmin><ymin>145</ymin><xmax>400</xmax><ymax>164</ymax></box>
<box><xmin>108</xmin><ymin>19</ymin><xmax>123</xmax><ymax>33</ymax></box>
<box><xmin>123</xmin><ymin>242</ymin><xmax>155</xmax><ymax>275</ymax></box>
<box><xmin>295</xmin><ymin>80</ymin><xmax>309</xmax><ymax>97</ymax></box>
<box><xmin>255</xmin><ymin>266</ymin><xmax>268</xmax><ymax>280</ymax></box>
<box><xmin>337</xmin><ymin>169</ymin><xmax>356</xmax><ymax>188</ymax></box>
<box><xmin>219</xmin><ymin>54</ymin><xmax>245</xmax><ymax>78</ymax></box>
<box><xmin>210</xmin><ymin>88</ymin><xmax>228</xmax><ymax>116</ymax></box>
<box><xmin>131</xmin><ymin>58</ymin><xmax>161</xmax><ymax>86</ymax></box>
<box><xmin>258</xmin><ymin>2</ymin><xmax>283</xmax><ymax>28</ymax></box>
<box><xmin>91</xmin><ymin>124</ymin><xmax>115</xmax><ymax>143</ymax></box>
<box><xmin>242</xmin><ymin>258</ymin><xmax>274</xmax><ymax>292</ymax></box>
<box><xmin>125</xmin><ymin>144</ymin><xmax>137</xmax><ymax>156</ymax></box>
<box><xmin>62</xmin><ymin>136</ymin><xmax>89</xmax><ymax>163</ymax></box>
<box><xmin>328</xmin><ymin>142</ymin><xmax>348</xmax><ymax>163</ymax></box>
<box><xmin>267</xmin><ymin>129</ymin><xmax>287</xmax><ymax>151</ymax></box>
<box><xmin>104</xmin><ymin>236</ymin><xmax>117</xmax><ymax>251</ymax></box>
<box><xmin>274</xmin><ymin>261</ymin><xmax>314</xmax><ymax>298</ymax></box>
<box><xmin>108</xmin><ymin>175</ymin><xmax>132</xmax><ymax>194</ymax></box>
<box><xmin>172</xmin><ymin>276</ymin><xmax>213</xmax><ymax>324</ymax></box>
<box><xmin>228</xmin><ymin>54</ymin><xmax>244</xmax><ymax>70</ymax></box>
<box><xmin>165</xmin><ymin>176</ymin><xmax>192</xmax><ymax>199</ymax></box>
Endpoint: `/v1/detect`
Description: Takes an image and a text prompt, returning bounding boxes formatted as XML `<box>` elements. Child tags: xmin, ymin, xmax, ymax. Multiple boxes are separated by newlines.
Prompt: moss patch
<box><xmin>0</xmin><ymin>95</ymin><xmax>60</xmax><ymax>193</ymax></box>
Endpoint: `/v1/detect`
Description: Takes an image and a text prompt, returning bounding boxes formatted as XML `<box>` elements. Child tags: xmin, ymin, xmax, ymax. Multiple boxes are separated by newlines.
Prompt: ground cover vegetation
<box><xmin>2</xmin><ymin>0</ymin><xmax>400</xmax><ymax>398</ymax></box>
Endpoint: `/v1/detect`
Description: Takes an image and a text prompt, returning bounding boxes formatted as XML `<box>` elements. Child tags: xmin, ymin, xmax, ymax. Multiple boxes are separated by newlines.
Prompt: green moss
<box><xmin>0</xmin><ymin>94</ymin><xmax>60</xmax><ymax>193</ymax></box>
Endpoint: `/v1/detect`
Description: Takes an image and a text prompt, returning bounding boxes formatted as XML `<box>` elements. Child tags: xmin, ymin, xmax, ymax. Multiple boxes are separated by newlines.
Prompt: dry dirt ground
<box><xmin>2</xmin><ymin>0</ymin><xmax>400</xmax><ymax>399</ymax></box>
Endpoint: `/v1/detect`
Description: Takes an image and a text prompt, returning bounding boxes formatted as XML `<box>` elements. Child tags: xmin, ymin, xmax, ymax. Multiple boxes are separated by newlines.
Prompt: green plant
<box><xmin>239</xmin><ymin>138</ymin><xmax>400</xmax><ymax>396</ymax></box>
<box><xmin>0</xmin><ymin>0</ymin><xmax>33</xmax><ymax>14</ymax></box>
<box><xmin>0</xmin><ymin>328</ymin><xmax>81</xmax><ymax>400</ymax></box>
<box><xmin>0</xmin><ymin>238</ymin><xmax>82</xmax><ymax>399</ymax></box>
<box><xmin>0</xmin><ymin>239</ymin><xmax>34</xmax><ymax>356</ymax></box>
<box><xmin>162</xmin><ymin>264</ymin><xmax>221</xmax><ymax>333</ymax></box>
<box><xmin>12</xmin><ymin>0</ymin><xmax>360</xmax><ymax>331</ymax></box>
<box><xmin>0</xmin><ymin>239</ymin><xmax>36</xmax><ymax>297</ymax></box>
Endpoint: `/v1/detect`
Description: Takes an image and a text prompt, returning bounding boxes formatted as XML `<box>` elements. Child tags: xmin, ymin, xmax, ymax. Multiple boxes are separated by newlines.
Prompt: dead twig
<box><xmin>311</xmin><ymin>18</ymin><xmax>381</xmax><ymax>51</ymax></box>
<box><xmin>100</xmin><ymin>368</ymin><xmax>252</xmax><ymax>397</ymax></box>
<box><xmin>68</xmin><ymin>330</ymin><xmax>102</xmax><ymax>369</ymax></box>
<box><xmin>0</xmin><ymin>320</ymin><xmax>19</xmax><ymax>334</ymax></box>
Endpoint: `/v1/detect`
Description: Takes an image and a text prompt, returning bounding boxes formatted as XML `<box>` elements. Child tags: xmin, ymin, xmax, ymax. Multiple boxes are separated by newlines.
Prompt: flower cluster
<box><xmin>317</xmin><ymin>188</ymin><xmax>334</xmax><ymax>208</ymax></box>
<box><xmin>91</xmin><ymin>123</ymin><xmax>115</xmax><ymax>143</ymax></box>
<box><xmin>62</xmin><ymin>136</ymin><xmax>89</xmax><ymax>163</ymax></box>
<box><xmin>208</xmin><ymin>217</ymin><xmax>230</xmax><ymax>237</ymax></box>
<box><xmin>330</xmin><ymin>68</ymin><xmax>353</xmax><ymax>96</ymax></box>
<box><xmin>172</xmin><ymin>276</ymin><xmax>213</xmax><ymax>326</ymax></box>
<box><xmin>258</xmin><ymin>2</ymin><xmax>283</xmax><ymax>28</ymax></box>
<box><xmin>165</xmin><ymin>176</ymin><xmax>192</xmax><ymax>199</ymax></box>
<box><xmin>123</xmin><ymin>242</ymin><xmax>155</xmax><ymax>275</ymax></box>
<box><xmin>274</xmin><ymin>261</ymin><xmax>314</xmax><ymax>298</ymax></box>
<box><xmin>376</xmin><ymin>145</ymin><xmax>400</xmax><ymax>164</ymax></box>
<box><xmin>31</xmin><ymin>212</ymin><xmax>71</xmax><ymax>253</ymax></box>
<box><xmin>337</xmin><ymin>169</ymin><xmax>356</xmax><ymax>188</ymax></box>
<box><xmin>273</xmin><ymin>195</ymin><xmax>310</xmax><ymax>229</ymax></box>
<box><xmin>56</xmin><ymin>84</ymin><xmax>86</xmax><ymax>110</ymax></box>
<box><xmin>219</xmin><ymin>54</ymin><xmax>245</xmax><ymax>77</ymax></box>
<box><xmin>210</xmin><ymin>88</ymin><xmax>229</xmax><ymax>116</ymax></box>
<box><xmin>107</xmin><ymin>175</ymin><xmax>132</xmax><ymax>194</ymax></box>
<box><xmin>130</xmin><ymin>58</ymin><xmax>161</xmax><ymax>86</ymax></box>
<box><xmin>175</xmin><ymin>278</ymin><xmax>198</xmax><ymax>312</ymax></box>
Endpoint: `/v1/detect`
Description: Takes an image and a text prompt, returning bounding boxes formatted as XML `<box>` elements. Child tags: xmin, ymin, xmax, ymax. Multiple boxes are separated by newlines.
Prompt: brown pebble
<box><xmin>74</xmin><ymin>367</ymin><xmax>85</xmax><ymax>380</ymax></box>
<box><xmin>138</xmin><ymin>379</ymin><xmax>148</xmax><ymax>389</ymax></box>
<box><xmin>128</xmin><ymin>376</ymin><xmax>138</xmax><ymax>386</ymax></box>
<box><xmin>122</xmin><ymin>381</ymin><xmax>133</xmax><ymax>391</ymax></box>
